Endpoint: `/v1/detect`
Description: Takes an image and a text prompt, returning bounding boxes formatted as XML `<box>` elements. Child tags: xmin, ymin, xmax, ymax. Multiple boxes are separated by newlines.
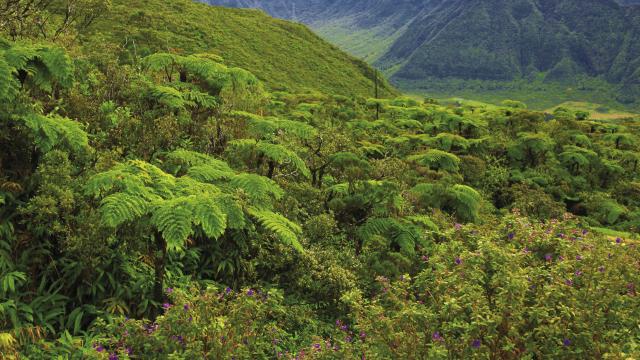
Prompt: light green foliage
<box><xmin>408</xmin><ymin>149</ymin><xmax>461</xmax><ymax>173</ymax></box>
<box><xmin>22</xmin><ymin>113</ymin><xmax>89</xmax><ymax>154</ymax></box>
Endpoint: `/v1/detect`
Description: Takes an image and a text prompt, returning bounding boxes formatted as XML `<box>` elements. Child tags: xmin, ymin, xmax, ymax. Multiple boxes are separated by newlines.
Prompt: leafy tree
<box><xmin>86</xmin><ymin>154</ymin><xmax>302</xmax><ymax>314</ymax></box>
<box><xmin>408</xmin><ymin>149</ymin><xmax>461</xmax><ymax>173</ymax></box>
<box><xmin>508</xmin><ymin>132</ymin><xmax>555</xmax><ymax>168</ymax></box>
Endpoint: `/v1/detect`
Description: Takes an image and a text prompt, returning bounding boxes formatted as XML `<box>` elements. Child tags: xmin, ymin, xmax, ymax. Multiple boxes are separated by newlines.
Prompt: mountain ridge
<box><xmin>202</xmin><ymin>0</ymin><xmax>640</xmax><ymax>107</ymax></box>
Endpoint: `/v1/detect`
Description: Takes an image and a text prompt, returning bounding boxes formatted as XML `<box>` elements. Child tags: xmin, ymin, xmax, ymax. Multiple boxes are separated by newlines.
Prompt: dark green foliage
<box><xmin>2</xmin><ymin>4</ymin><xmax>640</xmax><ymax>359</ymax></box>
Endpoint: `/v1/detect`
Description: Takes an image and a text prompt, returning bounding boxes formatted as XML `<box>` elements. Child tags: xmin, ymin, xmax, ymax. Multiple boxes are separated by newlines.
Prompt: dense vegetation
<box><xmin>1</xmin><ymin>1</ymin><xmax>640</xmax><ymax>359</ymax></box>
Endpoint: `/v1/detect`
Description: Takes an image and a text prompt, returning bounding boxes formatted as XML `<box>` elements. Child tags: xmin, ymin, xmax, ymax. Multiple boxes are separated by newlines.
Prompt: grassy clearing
<box><xmin>545</xmin><ymin>101</ymin><xmax>638</xmax><ymax>120</ymax></box>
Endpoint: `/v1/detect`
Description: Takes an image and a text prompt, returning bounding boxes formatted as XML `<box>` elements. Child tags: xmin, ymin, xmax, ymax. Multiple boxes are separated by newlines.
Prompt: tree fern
<box><xmin>357</xmin><ymin>217</ymin><xmax>425</xmax><ymax>256</ymax></box>
<box><xmin>411</xmin><ymin>183</ymin><xmax>482</xmax><ymax>223</ymax></box>
<box><xmin>407</xmin><ymin>149</ymin><xmax>461</xmax><ymax>173</ymax></box>
<box><xmin>1</xmin><ymin>42</ymin><xmax>73</xmax><ymax>93</ymax></box>
<box><xmin>449</xmin><ymin>185</ymin><xmax>482</xmax><ymax>223</ymax></box>
<box><xmin>231</xmin><ymin>111</ymin><xmax>316</xmax><ymax>140</ymax></box>
<box><xmin>427</xmin><ymin>133</ymin><xmax>470</xmax><ymax>152</ymax></box>
<box><xmin>255</xmin><ymin>142</ymin><xmax>310</xmax><ymax>178</ymax></box>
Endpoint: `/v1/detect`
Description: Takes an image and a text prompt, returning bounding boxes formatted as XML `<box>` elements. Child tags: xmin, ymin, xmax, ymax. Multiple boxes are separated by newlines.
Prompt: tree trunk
<box><xmin>152</xmin><ymin>231</ymin><xmax>167</xmax><ymax>319</ymax></box>
<box><xmin>267</xmin><ymin>161</ymin><xmax>276</xmax><ymax>179</ymax></box>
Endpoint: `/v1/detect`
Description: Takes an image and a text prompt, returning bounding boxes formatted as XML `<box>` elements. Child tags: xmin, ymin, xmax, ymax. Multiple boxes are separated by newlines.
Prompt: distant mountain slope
<box><xmin>618</xmin><ymin>0</ymin><xmax>640</xmax><ymax>5</ymax></box>
<box><xmin>83</xmin><ymin>0</ymin><xmax>396</xmax><ymax>97</ymax></box>
<box><xmin>203</xmin><ymin>0</ymin><xmax>640</xmax><ymax>107</ymax></box>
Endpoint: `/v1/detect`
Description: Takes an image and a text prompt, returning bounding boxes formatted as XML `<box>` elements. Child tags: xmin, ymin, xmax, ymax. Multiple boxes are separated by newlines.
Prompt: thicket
<box><xmin>1</xmin><ymin>2</ymin><xmax>639</xmax><ymax>359</ymax></box>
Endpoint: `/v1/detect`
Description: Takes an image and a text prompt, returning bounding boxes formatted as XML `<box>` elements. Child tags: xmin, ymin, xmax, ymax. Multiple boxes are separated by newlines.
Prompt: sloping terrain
<box><xmin>203</xmin><ymin>0</ymin><xmax>640</xmax><ymax>107</ymax></box>
<box><xmin>84</xmin><ymin>0</ymin><xmax>396</xmax><ymax>97</ymax></box>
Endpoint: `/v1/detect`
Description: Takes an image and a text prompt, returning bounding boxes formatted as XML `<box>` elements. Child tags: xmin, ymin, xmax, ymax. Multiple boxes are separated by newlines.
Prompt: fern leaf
<box><xmin>0</xmin><ymin>56</ymin><xmax>17</xmax><ymax>102</ymax></box>
<box><xmin>248</xmin><ymin>208</ymin><xmax>303</xmax><ymax>252</ymax></box>
<box><xmin>100</xmin><ymin>193</ymin><xmax>150</xmax><ymax>228</ymax></box>
<box><xmin>191</xmin><ymin>198</ymin><xmax>227</xmax><ymax>240</ymax></box>
<box><xmin>231</xmin><ymin>173</ymin><xmax>283</xmax><ymax>204</ymax></box>
<box><xmin>256</xmin><ymin>142</ymin><xmax>310</xmax><ymax>178</ymax></box>
<box><xmin>22</xmin><ymin>113</ymin><xmax>89</xmax><ymax>154</ymax></box>
<box><xmin>151</xmin><ymin>198</ymin><xmax>196</xmax><ymax>251</ymax></box>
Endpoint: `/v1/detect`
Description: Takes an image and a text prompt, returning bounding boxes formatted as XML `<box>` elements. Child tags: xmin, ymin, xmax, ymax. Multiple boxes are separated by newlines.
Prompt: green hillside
<box><xmin>84</xmin><ymin>0</ymin><xmax>395</xmax><ymax>97</ymax></box>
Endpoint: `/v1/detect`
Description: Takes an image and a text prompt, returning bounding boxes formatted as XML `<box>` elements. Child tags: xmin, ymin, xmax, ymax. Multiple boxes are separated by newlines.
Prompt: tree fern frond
<box><xmin>230</xmin><ymin>173</ymin><xmax>284</xmax><ymax>206</ymax></box>
<box><xmin>216</xmin><ymin>195</ymin><xmax>246</xmax><ymax>230</ymax></box>
<box><xmin>0</xmin><ymin>56</ymin><xmax>17</xmax><ymax>102</ymax></box>
<box><xmin>248</xmin><ymin>208</ymin><xmax>303</xmax><ymax>252</ymax></box>
<box><xmin>184</xmin><ymin>88</ymin><xmax>218</xmax><ymax>109</ymax></box>
<box><xmin>407</xmin><ymin>149</ymin><xmax>460</xmax><ymax>172</ymax></box>
<box><xmin>148</xmin><ymin>85</ymin><xmax>188</xmax><ymax>110</ymax></box>
<box><xmin>190</xmin><ymin>198</ymin><xmax>227</xmax><ymax>240</ymax></box>
<box><xmin>449</xmin><ymin>185</ymin><xmax>482</xmax><ymax>222</ymax></box>
<box><xmin>22</xmin><ymin>113</ymin><xmax>89</xmax><ymax>154</ymax></box>
<box><xmin>37</xmin><ymin>46</ymin><xmax>73</xmax><ymax>89</ymax></box>
<box><xmin>255</xmin><ymin>142</ymin><xmax>310</xmax><ymax>178</ymax></box>
<box><xmin>187</xmin><ymin>165</ymin><xmax>235</xmax><ymax>182</ymax></box>
<box><xmin>100</xmin><ymin>193</ymin><xmax>150</xmax><ymax>228</ymax></box>
<box><xmin>405</xmin><ymin>215</ymin><xmax>439</xmax><ymax>232</ymax></box>
<box><xmin>151</xmin><ymin>198</ymin><xmax>195</xmax><ymax>251</ymax></box>
<box><xmin>142</xmin><ymin>53</ymin><xmax>179</xmax><ymax>72</ymax></box>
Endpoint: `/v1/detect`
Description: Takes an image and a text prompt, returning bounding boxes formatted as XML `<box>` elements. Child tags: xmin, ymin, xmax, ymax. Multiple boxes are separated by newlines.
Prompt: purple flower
<box><xmin>340</xmin><ymin>324</ymin><xmax>348</xmax><ymax>331</ymax></box>
<box><xmin>455</xmin><ymin>223</ymin><xmax>462</xmax><ymax>231</ymax></box>
<box><xmin>598</xmin><ymin>266</ymin><xmax>605</xmax><ymax>273</ymax></box>
<box><xmin>313</xmin><ymin>343</ymin><xmax>321</xmax><ymax>350</ymax></box>
<box><xmin>247</xmin><ymin>289</ymin><xmax>254</xmax><ymax>296</ymax></box>
<box><xmin>616</xmin><ymin>237</ymin><xmax>623</xmax><ymax>244</ymax></box>
<box><xmin>360</xmin><ymin>331</ymin><xmax>367</xmax><ymax>340</ymax></box>
<box><xmin>557</xmin><ymin>233</ymin><xmax>565</xmax><ymax>239</ymax></box>
<box><xmin>455</xmin><ymin>257</ymin><xmax>462</xmax><ymax>265</ymax></box>
<box><xmin>183</xmin><ymin>304</ymin><xmax>190</xmax><ymax>311</ymax></box>
<box><xmin>558</xmin><ymin>255</ymin><xmax>565</xmax><ymax>261</ymax></box>
<box><xmin>109</xmin><ymin>354</ymin><xmax>119</xmax><ymax>360</ymax></box>
<box><xmin>545</xmin><ymin>254</ymin><xmax>553</xmax><ymax>262</ymax></box>
<box><xmin>95</xmin><ymin>344</ymin><xmax>105</xmax><ymax>352</ymax></box>
<box><xmin>432</xmin><ymin>332</ymin><xmax>443</xmax><ymax>342</ymax></box>
<box><xmin>575</xmin><ymin>270</ymin><xmax>582</xmax><ymax>277</ymax></box>
<box><xmin>336</xmin><ymin>319</ymin><xmax>343</xmax><ymax>327</ymax></box>
<box><xmin>471</xmin><ymin>339</ymin><xmax>481</xmax><ymax>348</ymax></box>
<box><xmin>162</xmin><ymin>303</ymin><xmax>171</xmax><ymax>310</ymax></box>
<box><xmin>582</xmin><ymin>229</ymin><xmax>588</xmax><ymax>235</ymax></box>
<box><xmin>565</xmin><ymin>279</ymin><xmax>573</xmax><ymax>286</ymax></box>
<box><xmin>508</xmin><ymin>232</ymin><xmax>515</xmax><ymax>240</ymax></box>
<box><xmin>421</xmin><ymin>255</ymin><xmax>429</xmax><ymax>262</ymax></box>
<box><xmin>166</xmin><ymin>287</ymin><xmax>173</xmax><ymax>294</ymax></box>
<box><xmin>576</xmin><ymin>255</ymin><xmax>582</xmax><ymax>261</ymax></box>
<box><xmin>225</xmin><ymin>287</ymin><xmax>232</xmax><ymax>294</ymax></box>
<box><xmin>346</xmin><ymin>335</ymin><xmax>353</xmax><ymax>343</ymax></box>
<box><xmin>126</xmin><ymin>347</ymin><xmax>133</xmax><ymax>356</ymax></box>
<box><xmin>563</xmin><ymin>338</ymin><xmax>571</xmax><ymax>347</ymax></box>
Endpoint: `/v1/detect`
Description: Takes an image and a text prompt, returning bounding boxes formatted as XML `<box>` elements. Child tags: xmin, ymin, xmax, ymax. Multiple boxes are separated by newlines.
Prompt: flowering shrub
<box><xmin>314</xmin><ymin>213</ymin><xmax>640</xmax><ymax>359</ymax></box>
<box><xmin>87</xmin><ymin>286</ymin><xmax>303</xmax><ymax>359</ymax></box>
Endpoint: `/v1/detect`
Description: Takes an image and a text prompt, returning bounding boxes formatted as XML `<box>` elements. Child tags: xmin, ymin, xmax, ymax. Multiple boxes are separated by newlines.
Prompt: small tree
<box><xmin>86</xmin><ymin>152</ymin><xmax>302</xmax><ymax>315</ymax></box>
